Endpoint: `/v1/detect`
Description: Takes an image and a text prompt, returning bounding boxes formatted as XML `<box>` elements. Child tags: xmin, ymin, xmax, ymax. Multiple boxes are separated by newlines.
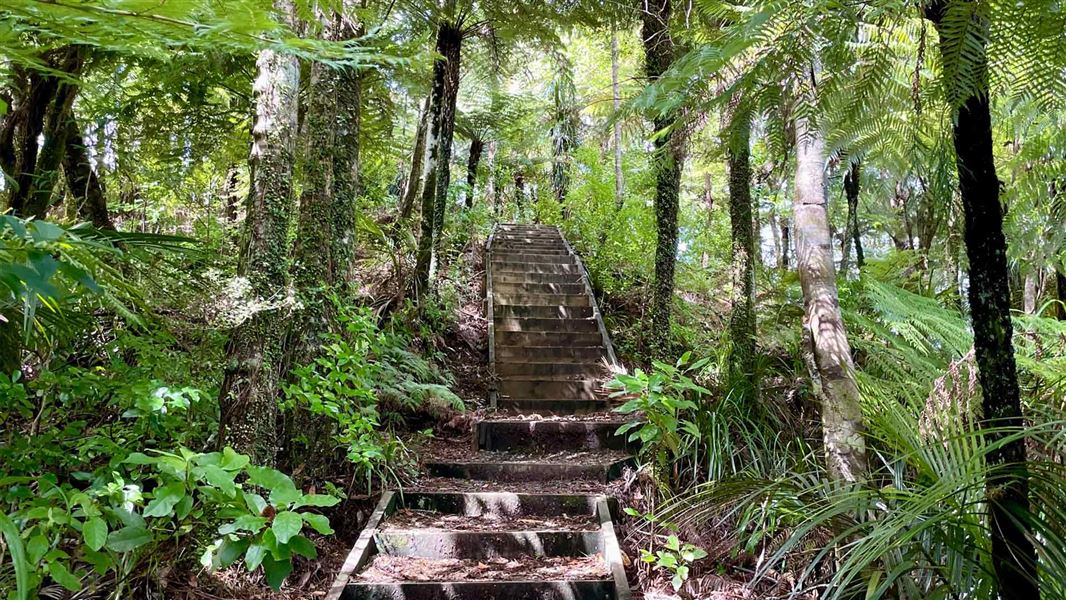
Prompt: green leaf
<box><xmin>48</xmin><ymin>560</ymin><xmax>81</xmax><ymax>592</ymax></box>
<box><xmin>245</xmin><ymin>543</ymin><xmax>268</xmax><ymax>571</ymax></box>
<box><xmin>83</xmin><ymin>517</ymin><xmax>108</xmax><ymax>552</ymax></box>
<box><xmin>215</xmin><ymin>537</ymin><xmax>250</xmax><ymax>569</ymax></box>
<box><xmin>288</xmin><ymin>535</ymin><xmax>317</xmax><ymax>559</ymax></box>
<box><xmin>262</xmin><ymin>555</ymin><xmax>293</xmax><ymax>590</ymax></box>
<box><xmin>294</xmin><ymin>493</ymin><xmax>340</xmax><ymax>509</ymax></box>
<box><xmin>200</xmin><ymin>465</ymin><xmax>237</xmax><ymax>497</ymax></box>
<box><xmin>243</xmin><ymin>492</ymin><xmax>268</xmax><ymax>515</ymax></box>
<box><xmin>106</xmin><ymin>525</ymin><xmax>152</xmax><ymax>552</ymax></box>
<box><xmin>144</xmin><ymin>483</ymin><xmax>186</xmax><ymax>518</ymax></box>
<box><xmin>0</xmin><ymin>511</ymin><xmax>31</xmax><ymax>600</ymax></box>
<box><xmin>301</xmin><ymin>513</ymin><xmax>334</xmax><ymax>535</ymax></box>
<box><xmin>271</xmin><ymin>511</ymin><xmax>303</xmax><ymax>544</ymax></box>
<box><xmin>219</xmin><ymin>515</ymin><xmax>268</xmax><ymax>535</ymax></box>
<box><xmin>247</xmin><ymin>467</ymin><xmax>301</xmax><ymax>505</ymax></box>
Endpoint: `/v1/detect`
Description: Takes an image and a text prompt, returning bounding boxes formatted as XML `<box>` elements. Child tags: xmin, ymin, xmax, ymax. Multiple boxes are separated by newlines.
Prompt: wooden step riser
<box><xmin>499</xmin><ymin>380</ymin><xmax>604</xmax><ymax>400</ymax></box>
<box><xmin>495</xmin><ymin>399</ymin><xmax>611</xmax><ymax>414</ymax></box>
<box><xmin>478</xmin><ymin>421</ymin><xmax>635</xmax><ymax>453</ymax></box>
<box><xmin>399</xmin><ymin>492</ymin><xmax>600</xmax><ymax>518</ymax></box>
<box><xmin>492</xmin><ymin>273</ymin><xmax>584</xmax><ymax>285</ymax></box>
<box><xmin>495</xmin><ymin>294</ymin><xmax>590</xmax><ymax>307</ymax></box>
<box><xmin>495</xmin><ymin>362</ymin><xmax>606</xmax><ymax>377</ymax></box>
<box><xmin>424</xmin><ymin>461</ymin><xmax>627</xmax><ymax>483</ymax></box>
<box><xmin>492</xmin><ymin>256</ymin><xmax>577</xmax><ymax>266</ymax></box>
<box><xmin>495</xmin><ymin>317</ymin><xmax>599</xmax><ymax>333</ymax></box>
<box><xmin>341</xmin><ymin>581</ymin><xmax>615</xmax><ymax>600</ymax></box>
<box><xmin>495</xmin><ymin>346</ymin><xmax>606</xmax><ymax>361</ymax></box>
<box><xmin>494</xmin><ymin>264</ymin><xmax>581</xmax><ymax>275</ymax></box>
<box><xmin>375</xmin><ymin>530</ymin><xmax>602</xmax><ymax>559</ymax></box>
<box><xmin>495</xmin><ymin>332</ymin><xmax>602</xmax><ymax>347</ymax></box>
<box><xmin>493</xmin><ymin>282</ymin><xmax>586</xmax><ymax>296</ymax></box>
<box><xmin>493</xmin><ymin>246</ymin><xmax>570</xmax><ymax>254</ymax></box>
<box><xmin>494</xmin><ymin>305</ymin><xmax>594</xmax><ymax>319</ymax></box>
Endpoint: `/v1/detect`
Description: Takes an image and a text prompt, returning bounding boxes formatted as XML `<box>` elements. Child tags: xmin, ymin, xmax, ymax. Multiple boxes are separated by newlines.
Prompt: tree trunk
<box><xmin>841</xmin><ymin>159</ymin><xmax>862</xmax><ymax>272</ymax></box>
<box><xmin>62</xmin><ymin>116</ymin><xmax>113</xmax><ymax>229</ymax></box>
<box><xmin>465</xmin><ymin>138</ymin><xmax>483</xmax><ymax>207</ymax></box>
<box><xmin>726</xmin><ymin>110</ymin><xmax>757</xmax><ymax>400</ymax></box>
<box><xmin>780</xmin><ymin>222</ymin><xmax>790</xmax><ymax>270</ymax></box>
<box><xmin>1022</xmin><ymin>272</ymin><xmax>1038</xmax><ymax>314</ymax></box>
<box><xmin>222</xmin><ymin>165</ymin><xmax>241</xmax><ymax>223</ymax></box>
<box><xmin>793</xmin><ymin>114</ymin><xmax>867</xmax><ymax>483</ymax></box>
<box><xmin>414</xmin><ymin>19</ymin><xmax>462</xmax><ymax>298</ymax></box>
<box><xmin>612</xmin><ymin>30</ymin><xmax>624</xmax><ymax>210</ymax></box>
<box><xmin>701</xmin><ymin>172</ymin><xmax>713</xmax><ymax>269</ymax></box>
<box><xmin>4</xmin><ymin>46</ymin><xmax>85</xmax><ymax>218</ymax></box>
<box><xmin>640</xmin><ymin>0</ymin><xmax>684</xmax><ymax>351</ymax></box>
<box><xmin>217</xmin><ymin>0</ymin><xmax>300</xmax><ymax>466</ymax></box>
<box><xmin>399</xmin><ymin>95</ymin><xmax>430</xmax><ymax>222</ymax></box>
<box><xmin>1057</xmin><ymin>269</ymin><xmax>1066</xmax><ymax>321</ymax></box>
<box><xmin>551</xmin><ymin>54</ymin><xmax>577</xmax><ymax>215</ymax></box>
<box><xmin>514</xmin><ymin>172</ymin><xmax>526</xmax><ymax>219</ymax></box>
<box><xmin>925</xmin><ymin>5</ymin><xmax>1040</xmax><ymax>593</ymax></box>
<box><xmin>485</xmin><ymin>140</ymin><xmax>498</xmax><ymax>214</ymax></box>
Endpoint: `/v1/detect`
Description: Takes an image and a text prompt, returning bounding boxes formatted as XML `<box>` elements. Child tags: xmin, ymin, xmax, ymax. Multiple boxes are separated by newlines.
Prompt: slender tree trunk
<box><xmin>514</xmin><ymin>172</ymin><xmax>526</xmax><ymax>220</ymax></box>
<box><xmin>769</xmin><ymin>208</ymin><xmax>781</xmax><ymax>270</ymax></box>
<box><xmin>1057</xmin><ymin>269</ymin><xmax>1066</xmax><ymax>321</ymax></box>
<box><xmin>465</xmin><ymin>137</ymin><xmax>483</xmax><ymax>207</ymax></box>
<box><xmin>222</xmin><ymin>165</ymin><xmax>241</xmax><ymax>223</ymax></box>
<box><xmin>217</xmin><ymin>0</ymin><xmax>300</xmax><ymax>465</ymax></box>
<box><xmin>924</xmin><ymin>5</ymin><xmax>1040</xmax><ymax>593</ymax></box>
<box><xmin>485</xmin><ymin>140</ymin><xmax>498</xmax><ymax>214</ymax></box>
<box><xmin>612</xmin><ymin>30</ymin><xmax>624</xmax><ymax>210</ymax></box>
<box><xmin>551</xmin><ymin>54</ymin><xmax>577</xmax><ymax>215</ymax></box>
<box><xmin>63</xmin><ymin>116</ymin><xmax>113</xmax><ymax>229</ymax></box>
<box><xmin>841</xmin><ymin>160</ymin><xmax>862</xmax><ymax>273</ymax></box>
<box><xmin>780</xmin><ymin>222</ymin><xmax>791</xmax><ymax>270</ymax></box>
<box><xmin>414</xmin><ymin>19</ymin><xmax>461</xmax><ymax>297</ymax></box>
<box><xmin>399</xmin><ymin>95</ymin><xmax>430</xmax><ymax>222</ymax></box>
<box><xmin>1022</xmin><ymin>272</ymin><xmax>1038</xmax><ymax>314</ymax></box>
<box><xmin>726</xmin><ymin>109</ymin><xmax>757</xmax><ymax>399</ymax></box>
<box><xmin>640</xmin><ymin>0</ymin><xmax>684</xmax><ymax>351</ymax></box>
<box><xmin>794</xmin><ymin>114</ymin><xmax>867</xmax><ymax>483</ymax></box>
<box><xmin>700</xmin><ymin>172</ymin><xmax>713</xmax><ymax>269</ymax></box>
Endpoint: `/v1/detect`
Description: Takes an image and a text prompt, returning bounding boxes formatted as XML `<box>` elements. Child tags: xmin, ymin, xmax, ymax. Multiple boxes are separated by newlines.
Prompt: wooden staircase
<box><xmin>329</xmin><ymin>224</ymin><xmax>632</xmax><ymax>600</ymax></box>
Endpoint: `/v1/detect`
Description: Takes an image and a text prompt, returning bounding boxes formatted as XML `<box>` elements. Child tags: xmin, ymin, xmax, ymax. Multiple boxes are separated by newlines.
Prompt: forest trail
<box><xmin>328</xmin><ymin>224</ymin><xmax>634</xmax><ymax>600</ymax></box>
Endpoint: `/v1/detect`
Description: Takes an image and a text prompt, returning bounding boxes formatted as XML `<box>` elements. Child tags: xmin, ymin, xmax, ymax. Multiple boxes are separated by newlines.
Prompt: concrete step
<box><xmin>478</xmin><ymin>420</ymin><xmax>635</xmax><ymax>452</ymax></box>
<box><xmin>494</xmin><ymin>282</ymin><xmax>586</xmax><ymax>296</ymax></box>
<box><xmin>492</xmin><ymin>253</ymin><xmax>577</xmax><ymax>265</ymax></box>
<box><xmin>424</xmin><ymin>456</ymin><xmax>632</xmax><ymax>483</ymax></box>
<box><xmin>495</xmin><ymin>293</ymin><xmax>590</xmax><ymax>307</ymax></box>
<box><xmin>493</xmin><ymin>272</ymin><xmax>583</xmax><ymax>285</ymax></box>
<box><xmin>495</xmin><ymin>362</ymin><xmax>606</xmax><ymax>377</ymax></box>
<box><xmin>399</xmin><ymin>492</ymin><xmax>600</xmax><ymax>517</ymax></box>
<box><xmin>496</xmin><ymin>398</ymin><xmax>611</xmax><ymax>414</ymax></box>
<box><xmin>499</xmin><ymin>379</ymin><xmax>604</xmax><ymax>400</ymax></box>
<box><xmin>494</xmin><ymin>305</ymin><xmax>593</xmax><ymax>319</ymax></box>
<box><xmin>495</xmin><ymin>317</ymin><xmax>599</xmax><ymax>333</ymax></box>
<box><xmin>495</xmin><ymin>331</ymin><xmax>602</xmax><ymax>347</ymax></box>
<box><xmin>376</xmin><ymin>529</ymin><xmax>602</xmax><ymax>559</ymax></box>
<box><xmin>494</xmin><ymin>263</ymin><xmax>581</xmax><ymax>275</ymax></box>
<box><xmin>495</xmin><ymin>346</ymin><xmax>605</xmax><ymax>362</ymax></box>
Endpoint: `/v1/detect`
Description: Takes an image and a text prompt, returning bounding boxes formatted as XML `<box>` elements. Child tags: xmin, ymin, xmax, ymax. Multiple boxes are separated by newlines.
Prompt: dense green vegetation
<box><xmin>2</xmin><ymin>0</ymin><xmax>1064</xmax><ymax>598</ymax></box>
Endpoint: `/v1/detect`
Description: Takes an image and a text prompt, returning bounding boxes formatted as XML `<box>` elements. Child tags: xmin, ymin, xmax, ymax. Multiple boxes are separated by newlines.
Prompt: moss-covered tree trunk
<box><xmin>926</xmin><ymin>4</ymin><xmax>1039</xmax><ymax>594</ymax></box>
<box><xmin>612</xmin><ymin>30</ymin><xmax>624</xmax><ymax>210</ymax></box>
<box><xmin>465</xmin><ymin>137</ymin><xmax>483</xmax><ymax>207</ymax></box>
<box><xmin>414</xmin><ymin>19</ymin><xmax>461</xmax><ymax>298</ymax></box>
<box><xmin>840</xmin><ymin>159</ymin><xmax>863</xmax><ymax>272</ymax></box>
<box><xmin>63</xmin><ymin>116</ymin><xmax>113</xmax><ymax>230</ymax></box>
<box><xmin>794</xmin><ymin>114</ymin><xmax>868</xmax><ymax>483</ymax></box>
<box><xmin>399</xmin><ymin>96</ymin><xmax>430</xmax><ymax>223</ymax></box>
<box><xmin>726</xmin><ymin>109</ymin><xmax>756</xmax><ymax>400</ymax></box>
<box><xmin>1057</xmin><ymin>269</ymin><xmax>1066</xmax><ymax>321</ymax></box>
<box><xmin>217</xmin><ymin>0</ymin><xmax>300</xmax><ymax>466</ymax></box>
<box><xmin>640</xmin><ymin>0</ymin><xmax>684</xmax><ymax>351</ymax></box>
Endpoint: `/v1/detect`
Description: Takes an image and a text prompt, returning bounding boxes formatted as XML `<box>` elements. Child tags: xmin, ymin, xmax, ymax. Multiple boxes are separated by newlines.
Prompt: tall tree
<box><xmin>925</xmin><ymin>2</ymin><xmax>1039</xmax><ymax>595</ymax></box>
<box><xmin>840</xmin><ymin>159</ymin><xmax>863</xmax><ymax>272</ymax></box>
<box><xmin>640</xmin><ymin>0</ymin><xmax>684</xmax><ymax>349</ymax></box>
<box><xmin>398</xmin><ymin>95</ymin><xmax>430</xmax><ymax>222</ymax></box>
<box><xmin>611</xmin><ymin>30</ymin><xmax>624</xmax><ymax>209</ymax></box>
<box><xmin>217</xmin><ymin>0</ymin><xmax>301</xmax><ymax>465</ymax></box>
<box><xmin>414</xmin><ymin>10</ymin><xmax>462</xmax><ymax>297</ymax></box>
<box><xmin>725</xmin><ymin>107</ymin><xmax>756</xmax><ymax>400</ymax></box>
<box><xmin>550</xmin><ymin>50</ymin><xmax>578</xmax><ymax>213</ymax></box>
<box><xmin>62</xmin><ymin>116</ymin><xmax>114</xmax><ymax>230</ymax></box>
<box><xmin>794</xmin><ymin>109</ymin><xmax>868</xmax><ymax>483</ymax></box>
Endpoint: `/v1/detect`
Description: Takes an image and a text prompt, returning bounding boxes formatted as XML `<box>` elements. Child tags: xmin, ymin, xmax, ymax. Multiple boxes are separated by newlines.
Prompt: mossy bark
<box><xmin>414</xmin><ymin>19</ymin><xmax>462</xmax><ymax>298</ymax></box>
<box><xmin>840</xmin><ymin>160</ymin><xmax>863</xmax><ymax>272</ymax></box>
<box><xmin>399</xmin><ymin>96</ymin><xmax>430</xmax><ymax>223</ymax></box>
<box><xmin>926</xmin><ymin>3</ymin><xmax>1040</xmax><ymax>593</ymax></box>
<box><xmin>793</xmin><ymin>114</ymin><xmax>868</xmax><ymax>483</ymax></box>
<box><xmin>217</xmin><ymin>0</ymin><xmax>300</xmax><ymax>466</ymax></box>
<box><xmin>62</xmin><ymin>116</ymin><xmax>113</xmax><ymax>229</ymax></box>
<box><xmin>726</xmin><ymin>110</ymin><xmax>757</xmax><ymax>401</ymax></box>
<box><xmin>640</xmin><ymin>0</ymin><xmax>684</xmax><ymax>353</ymax></box>
<box><xmin>465</xmin><ymin>137</ymin><xmax>483</xmax><ymax>207</ymax></box>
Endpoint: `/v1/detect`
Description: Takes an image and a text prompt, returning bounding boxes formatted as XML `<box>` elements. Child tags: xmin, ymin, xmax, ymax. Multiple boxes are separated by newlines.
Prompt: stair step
<box><xmin>495</xmin><ymin>294</ymin><xmax>590</xmax><ymax>307</ymax></box>
<box><xmin>397</xmin><ymin>492</ymin><xmax>600</xmax><ymax>518</ymax></box>
<box><xmin>499</xmin><ymin>379</ymin><xmax>604</xmax><ymax>400</ymax></box>
<box><xmin>494</xmin><ymin>305</ymin><xmax>594</xmax><ymax>319</ymax></box>
<box><xmin>494</xmin><ymin>263</ymin><xmax>581</xmax><ymax>275</ymax></box>
<box><xmin>492</xmin><ymin>254</ymin><xmax>577</xmax><ymax>265</ymax></box>
<box><xmin>494</xmin><ymin>282</ymin><xmax>586</xmax><ymax>295</ymax></box>
<box><xmin>493</xmin><ymin>246</ymin><xmax>570</xmax><ymax>254</ymax></box>
<box><xmin>343</xmin><ymin>579</ymin><xmax>614</xmax><ymax>600</ymax></box>
<box><xmin>478</xmin><ymin>420</ymin><xmax>634</xmax><ymax>452</ymax></box>
<box><xmin>376</xmin><ymin>529</ymin><xmax>602</xmax><ymax>559</ymax></box>
<box><xmin>496</xmin><ymin>346</ymin><xmax>606</xmax><ymax>361</ymax></box>
<box><xmin>495</xmin><ymin>399</ymin><xmax>612</xmax><ymax>414</ymax></box>
<box><xmin>424</xmin><ymin>455</ymin><xmax>632</xmax><ymax>483</ymax></box>
<box><xmin>495</xmin><ymin>362</ymin><xmax>606</xmax><ymax>377</ymax></box>
<box><xmin>493</xmin><ymin>272</ymin><xmax>584</xmax><ymax>285</ymax></box>
<box><xmin>495</xmin><ymin>317</ymin><xmax>599</xmax><ymax>333</ymax></box>
<box><xmin>495</xmin><ymin>331</ymin><xmax>602</xmax><ymax>347</ymax></box>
